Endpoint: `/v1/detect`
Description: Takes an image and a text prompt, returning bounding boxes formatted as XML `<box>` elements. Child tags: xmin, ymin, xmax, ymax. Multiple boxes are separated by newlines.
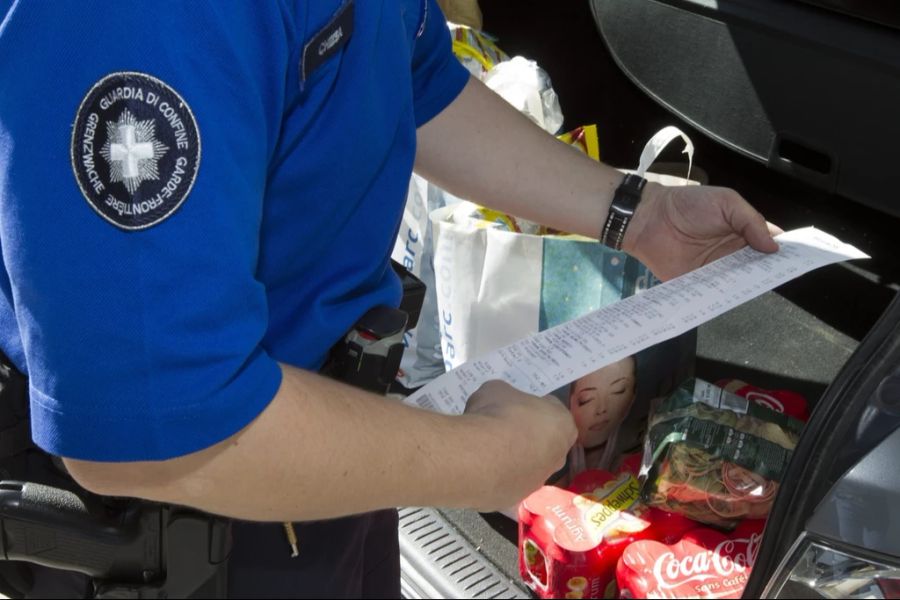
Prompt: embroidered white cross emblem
<box><xmin>109</xmin><ymin>125</ymin><xmax>154</xmax><ymax>179</ymax></box>
<box><xmin>100</xmin><ymin>109</ymin><xmax>169</xmax><ymax>195</ymax></box>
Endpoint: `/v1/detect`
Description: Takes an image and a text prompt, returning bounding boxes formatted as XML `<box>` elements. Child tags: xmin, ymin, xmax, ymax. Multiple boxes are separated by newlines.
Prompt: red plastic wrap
<box><xmin>518</xmin><ymin>470</ymin><xmax>694</xmax><ymax>598</ymax></box>
<box><xmin>616</xmin><ymin>519</ymin><xmax>765</xmax><ymax>599</ymax></box>
<box><xmin>716</xmin><ymin>379</ymin><xmax>810</xmax><ymax>422</ymax></box>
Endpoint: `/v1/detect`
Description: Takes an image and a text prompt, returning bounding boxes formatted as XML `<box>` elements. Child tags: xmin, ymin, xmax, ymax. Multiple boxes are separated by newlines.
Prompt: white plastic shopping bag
<box><xmin>431</xmin><ymin>126</ymin><xmax>696</xmax><ymax>369</ymax></box>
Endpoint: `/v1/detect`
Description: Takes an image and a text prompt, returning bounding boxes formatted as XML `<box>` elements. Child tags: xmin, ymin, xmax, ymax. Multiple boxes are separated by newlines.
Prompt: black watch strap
<box><xmin>600</xmin><ymin>173</ymin><xmax>647</xmax><ymax>250</ymax></box>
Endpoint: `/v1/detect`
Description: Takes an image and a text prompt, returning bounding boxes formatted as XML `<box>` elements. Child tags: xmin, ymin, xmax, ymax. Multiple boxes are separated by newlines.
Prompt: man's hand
<box><xmin>461</xmin><ymin>381</ymin><xmax>577</xmax><ymax>512</ymax></box>
<box><xmin>623</xmin><ymin>182</ymin><xmax>783</xmax><ymax>281</ymax></box>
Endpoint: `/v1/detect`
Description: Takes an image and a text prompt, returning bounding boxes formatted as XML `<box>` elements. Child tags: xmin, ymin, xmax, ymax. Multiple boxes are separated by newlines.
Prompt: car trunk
<box><xmin>398</xmin><ymin>1</ymin><xmax>900</xmax><ymax>596</ymax></box>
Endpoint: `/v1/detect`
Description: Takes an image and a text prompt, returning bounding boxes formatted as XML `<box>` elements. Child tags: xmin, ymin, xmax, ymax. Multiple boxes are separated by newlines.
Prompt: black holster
<box><xmin>0</xmin><ymin>354</ymin><xmax>230</xmax><ymax>599</ymax></box>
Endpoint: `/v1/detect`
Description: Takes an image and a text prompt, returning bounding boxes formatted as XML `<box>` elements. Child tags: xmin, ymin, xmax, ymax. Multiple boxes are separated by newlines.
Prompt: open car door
<box><xmin>744</xmin><ymin>289</ymin><xmax>900</xmax><ymax>598</ymax></box>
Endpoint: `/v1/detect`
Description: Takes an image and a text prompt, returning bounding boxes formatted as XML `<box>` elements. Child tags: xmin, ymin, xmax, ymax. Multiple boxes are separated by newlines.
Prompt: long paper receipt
<box><xmin>405</xmin><ymin>227</ymin><xmax>868</xmax><ymax>414</ymax></box>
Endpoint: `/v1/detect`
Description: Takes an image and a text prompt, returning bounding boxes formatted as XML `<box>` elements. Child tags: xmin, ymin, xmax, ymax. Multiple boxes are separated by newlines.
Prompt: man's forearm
<box><xmin>64</xmin><ymin>364</ymin><xmax>496</xmax><ymax>521</ymax></box>
<box><xmin>415</xmin><ymin>75</ymin><xmax>627</xmax><ymax>240</ymax></box>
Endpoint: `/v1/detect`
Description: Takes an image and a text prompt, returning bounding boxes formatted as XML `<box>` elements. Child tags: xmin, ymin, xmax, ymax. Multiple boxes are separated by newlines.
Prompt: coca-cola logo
<box><xmin>651</xmin><ymin>534</ymin><xmax>761</xmax><ymax>589</ymax></box>
<box><xmin>621</xmin><ymin>531</ymin><xmax>763</xmax><ymax>599</ymax></box>
<box><xmin>652</xmin><ymin>550</ymin><xmax>718</xmax><ymax>589</ymax></box>
<box><xmin>746</xmin><ymin>390</ymin><xmax>785</xmax><ymax>413</ymax></box>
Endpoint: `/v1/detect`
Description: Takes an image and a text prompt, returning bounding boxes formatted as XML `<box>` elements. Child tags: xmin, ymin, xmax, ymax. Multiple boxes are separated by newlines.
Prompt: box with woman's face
<box><xmin>549</xmin><ymin>330</ymin><xmax>697</xmax><ymax>484</ymax></box>
<box><xmin>569</xmin><ymin>356</ymin><xmax>636</xmax><ymax>459</ymax></box>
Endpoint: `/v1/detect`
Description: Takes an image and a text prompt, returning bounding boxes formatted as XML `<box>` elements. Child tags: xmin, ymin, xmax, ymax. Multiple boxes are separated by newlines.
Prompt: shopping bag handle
<box><xmin>636</xmin><ymin>126</ymin><xmax>694</xmax><ymax>184</ymax></box>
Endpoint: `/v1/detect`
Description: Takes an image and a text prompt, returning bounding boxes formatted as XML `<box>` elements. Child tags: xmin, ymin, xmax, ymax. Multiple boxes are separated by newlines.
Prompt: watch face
<box><xmin>616</xmin><ymin>175</ymin><xmax>646</xmax><ymax>211</ymax></box>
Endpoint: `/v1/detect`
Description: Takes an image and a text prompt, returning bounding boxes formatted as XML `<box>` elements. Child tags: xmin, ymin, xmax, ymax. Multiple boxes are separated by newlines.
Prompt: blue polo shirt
<box><xmin>0</xmin><ymin>0</ymin><xmax>469</xmax><ymax>460</ymax></box>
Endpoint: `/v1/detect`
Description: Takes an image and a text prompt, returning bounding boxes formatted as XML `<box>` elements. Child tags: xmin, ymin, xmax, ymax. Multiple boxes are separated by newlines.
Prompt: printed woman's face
<box><xmin>569</xmin><ymin>357</ymin><xmax>636</xmax><ymax>449</ymax></box>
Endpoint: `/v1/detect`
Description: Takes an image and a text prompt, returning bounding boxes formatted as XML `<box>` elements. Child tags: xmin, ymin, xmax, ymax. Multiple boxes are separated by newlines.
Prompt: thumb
<box><xmin>767</xmin><ymin>221</ymin><xmax>785</xmax><ymax>238</ymax></box>
<box><xmin>726</xmin><ymin>193</ymin><xmax>780</xmax><ymax>253</ymax></box>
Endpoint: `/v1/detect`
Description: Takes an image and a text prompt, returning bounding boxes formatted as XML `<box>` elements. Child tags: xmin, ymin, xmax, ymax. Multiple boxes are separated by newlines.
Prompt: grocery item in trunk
<box><xmin>715</xmin><ymin>378</ymin><xmax>810</xmax><ymax>422</ymax></box>
<box><xmin>641</xmin><ymin>379</ymin><xmax>803</xmax><ymax>528</ymax></box>
<box><xmin>518</xmin><ymin>470</ymin><xmax>694</xmax><ymax>599</ymax></box>
<box><xmin>616</xmin><ymin>519</ymin><xmax>765</xmax><ymax>599</ymax></box>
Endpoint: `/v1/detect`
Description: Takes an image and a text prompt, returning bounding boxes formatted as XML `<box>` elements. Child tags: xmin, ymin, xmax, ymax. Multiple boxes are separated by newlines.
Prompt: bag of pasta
<box><xmin>649</xmin><ymin>378</ymin><xmax>804</xmax><ymax>444</ymax></box>
<box><xmin>640</xmin><ymin>379</ymin><xmax>804</xmax><ymax>528</ymax></box>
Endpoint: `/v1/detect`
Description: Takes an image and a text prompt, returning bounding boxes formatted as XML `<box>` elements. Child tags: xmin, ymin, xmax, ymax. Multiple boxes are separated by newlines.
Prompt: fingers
<box><xmin>724</xmin><ymin>191</ymin><xmax>780</xmax><ymax>253</ymax></box>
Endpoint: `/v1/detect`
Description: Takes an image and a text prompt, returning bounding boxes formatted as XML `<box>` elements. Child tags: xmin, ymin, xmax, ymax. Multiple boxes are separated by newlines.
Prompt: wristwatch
<box><xmin>600</xmin><ymin>173</ymin><xmax>647</xmax><ymax>251</ymax></box>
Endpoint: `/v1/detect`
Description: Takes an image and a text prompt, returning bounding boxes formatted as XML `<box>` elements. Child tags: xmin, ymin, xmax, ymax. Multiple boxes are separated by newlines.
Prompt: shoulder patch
<box><xmin>70</xmin><ymin>72</ymin><xmax>201</xmax><ymax>231</ymax></box>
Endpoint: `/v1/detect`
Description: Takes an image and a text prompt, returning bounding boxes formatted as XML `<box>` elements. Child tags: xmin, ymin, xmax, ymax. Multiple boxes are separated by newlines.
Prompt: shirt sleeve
<box><xmin>410</xmin><ymin>0</ymin><xmax>472</xmax><ymax>127</ymax></box>
<box><xmin>0</xmin><ymin>1</ymin><xmax>292</xmax><ymax>461</ymax></box>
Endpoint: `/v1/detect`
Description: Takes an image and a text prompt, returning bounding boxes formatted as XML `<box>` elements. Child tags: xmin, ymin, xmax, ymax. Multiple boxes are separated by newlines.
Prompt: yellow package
<box><xmin>450</xmin><ymin>25</ymin><xmax>510</xmax><ymax>77</ymax></box>
<box><xmin>469</xmin><ymin>206</ymin><xmax>521</xmax><ymax>232</ymax></box>
<box><xmin>558</xmin><ymin>124</ymin><xmax>601</xmax><ymax>162</ymax></box>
